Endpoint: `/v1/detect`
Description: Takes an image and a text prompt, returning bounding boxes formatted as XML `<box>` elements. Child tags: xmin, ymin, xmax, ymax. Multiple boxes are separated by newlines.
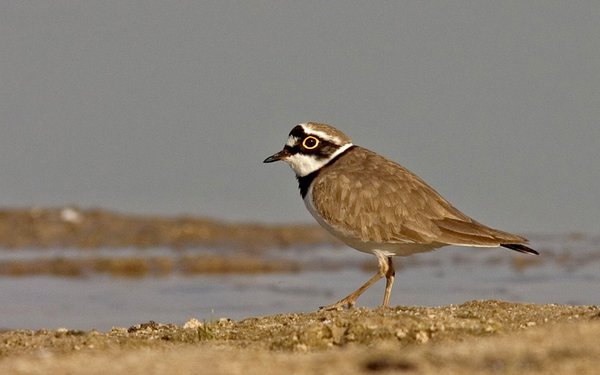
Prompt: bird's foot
<box><xmin>319</xmin><ymin>299</ymin><xmax>356</xmax><ymax>311</ymax></box>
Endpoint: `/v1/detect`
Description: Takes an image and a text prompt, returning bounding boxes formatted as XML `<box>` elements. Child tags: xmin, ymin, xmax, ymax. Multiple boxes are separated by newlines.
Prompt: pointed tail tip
<box><xmin>501</xmin><ymin>243</ymin><xmax>539</xmax><ymax>255</ymax></box>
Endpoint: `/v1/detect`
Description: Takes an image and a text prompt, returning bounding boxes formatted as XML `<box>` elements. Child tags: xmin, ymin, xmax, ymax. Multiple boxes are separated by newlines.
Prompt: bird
<box><xmin>263</xmin><ymin>122</ymin><xmax>538</xmax><ymax>311</ymax></box>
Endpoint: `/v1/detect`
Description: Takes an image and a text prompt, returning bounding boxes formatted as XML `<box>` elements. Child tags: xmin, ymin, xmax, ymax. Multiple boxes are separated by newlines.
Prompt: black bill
<box><xmin>263</xmin><ymin>149</ymin><xmax>290</xmax><ymax>163</ymax></box>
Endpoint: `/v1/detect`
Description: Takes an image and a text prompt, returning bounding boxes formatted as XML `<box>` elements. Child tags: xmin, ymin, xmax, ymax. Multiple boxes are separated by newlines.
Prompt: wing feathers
<box><xmin>311</xmin><ymin>146</ymin><xmax>532</xmax><ymax>249</ymax></box>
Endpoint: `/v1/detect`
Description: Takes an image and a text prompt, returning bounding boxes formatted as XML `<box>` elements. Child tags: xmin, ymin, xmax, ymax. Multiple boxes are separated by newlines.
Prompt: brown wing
<box><xmin>311</xmin><ymin>146</ymin><xmax>529</xmax><ymax>247</ymax></box>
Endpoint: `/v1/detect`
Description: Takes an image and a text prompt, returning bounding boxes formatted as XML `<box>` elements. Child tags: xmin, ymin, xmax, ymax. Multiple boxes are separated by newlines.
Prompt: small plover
<box><xmin>264</xmin><ymin>122</ymin><xmax>538</xmax><ymax>310</ymax></box>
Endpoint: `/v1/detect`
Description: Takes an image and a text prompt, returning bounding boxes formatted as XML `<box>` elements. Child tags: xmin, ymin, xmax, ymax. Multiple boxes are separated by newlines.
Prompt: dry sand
<box><xmin>1</xmin><ymin>300</ymin><xmax>599</xmax><ymax>374</ymax></box>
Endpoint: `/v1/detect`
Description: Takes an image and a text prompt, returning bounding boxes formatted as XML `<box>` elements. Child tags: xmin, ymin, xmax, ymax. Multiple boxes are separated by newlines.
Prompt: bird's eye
<box><xmin>302</xmin><ymin>136</ymin><xmax>319</xmax><ymax>150</ymax></box>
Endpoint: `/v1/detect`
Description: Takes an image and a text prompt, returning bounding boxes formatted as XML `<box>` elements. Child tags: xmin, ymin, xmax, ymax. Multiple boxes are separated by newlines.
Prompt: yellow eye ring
<box><xmin>302</xmin><ymin>136</ymin><xmax>320</xmax><ymax>150</ymax></box>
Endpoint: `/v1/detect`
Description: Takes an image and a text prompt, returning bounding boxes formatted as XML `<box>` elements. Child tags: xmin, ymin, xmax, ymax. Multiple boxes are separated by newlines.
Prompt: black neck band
<box><xmin>296</xmin><ymin>145</ymin><xmax>355</xmax><ymax>199</ymax></box>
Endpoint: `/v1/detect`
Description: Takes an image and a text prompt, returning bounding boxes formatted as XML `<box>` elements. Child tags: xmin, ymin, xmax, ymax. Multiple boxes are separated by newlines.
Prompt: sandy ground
<box><xmin>1</xmin><ymin>300</ymin><xmax>599</xmax><ymax>374</ymax></box>
<box><xmin>0</xmin><ymin>207</ymin><xmax>336</xmax><ymax>250</ymax></box>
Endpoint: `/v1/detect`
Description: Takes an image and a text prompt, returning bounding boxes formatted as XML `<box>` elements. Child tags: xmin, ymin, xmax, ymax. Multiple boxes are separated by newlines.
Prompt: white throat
<box><xmin>286</xmin><ymin>143</ymin><xmax>353</xmax><ymax>177</ymax></box>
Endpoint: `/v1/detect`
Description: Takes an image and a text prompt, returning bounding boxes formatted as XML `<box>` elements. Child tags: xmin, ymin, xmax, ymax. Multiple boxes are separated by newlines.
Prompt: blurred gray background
<box><xmin>1</xmin><ymin>1</ymin><xmax>598</xmax><ymax>234</ymax></box>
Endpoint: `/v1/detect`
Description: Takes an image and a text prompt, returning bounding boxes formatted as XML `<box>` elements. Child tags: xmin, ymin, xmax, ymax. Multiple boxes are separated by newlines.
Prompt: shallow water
<box><xmin>1</xmin><ymin>234</ymin><xmax>598</xmax><ymax>330</ymax></box>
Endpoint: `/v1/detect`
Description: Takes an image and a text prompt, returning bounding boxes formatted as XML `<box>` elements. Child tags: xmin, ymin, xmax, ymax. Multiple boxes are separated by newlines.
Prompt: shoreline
<box><xmin>1</xmin><ymin>300</ymin><xmax>598</xmax><ymax>374</ymax></box>
<box><xmin>0</xmin><ymin>206</ymin><xmax>338</xmax><ymax>250</ymax></box>
<box><xmin>1</xmin><ymin>207</ymin><xmax>598</xmax><ymax>373</ymax></box>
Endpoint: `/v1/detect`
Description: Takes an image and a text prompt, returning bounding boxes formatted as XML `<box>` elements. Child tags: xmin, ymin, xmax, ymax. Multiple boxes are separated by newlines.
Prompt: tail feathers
<box><xmin>501</xmin><ymin>243</ymin><xmax>539</xmax><ymax>255</ymax></box>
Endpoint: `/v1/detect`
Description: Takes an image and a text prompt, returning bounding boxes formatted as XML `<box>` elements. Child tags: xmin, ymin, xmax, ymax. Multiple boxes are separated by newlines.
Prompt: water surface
<box><xmin>1</xmin><ymin>234</ymin><xmax>597</xmax><ymax>330</ymax></box>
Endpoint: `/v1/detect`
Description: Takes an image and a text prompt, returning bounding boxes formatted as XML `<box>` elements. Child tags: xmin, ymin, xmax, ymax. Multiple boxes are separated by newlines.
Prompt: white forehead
<box><xmin>285</xmin><ymin>136</ymin><xmax>297</xmax><ymax>147</ymax></box>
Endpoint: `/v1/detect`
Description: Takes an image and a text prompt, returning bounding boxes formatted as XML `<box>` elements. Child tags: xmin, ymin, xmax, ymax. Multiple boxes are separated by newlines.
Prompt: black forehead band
<box><xmin>289</xmin><ymin>125</ymin><xmax>307</xmax><ymax>138</ymax></box>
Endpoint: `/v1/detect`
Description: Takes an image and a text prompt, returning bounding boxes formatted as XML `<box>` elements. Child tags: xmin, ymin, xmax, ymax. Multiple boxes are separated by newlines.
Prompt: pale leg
<box><xmin>382</xmin><ymin>257</ymin><xmax>395</xmax><ymax>307</ymax></box>
<box><xmin>320</xmin><ymin>251</ymin><xmax>390</xmax><ymax>311</ymax></box>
